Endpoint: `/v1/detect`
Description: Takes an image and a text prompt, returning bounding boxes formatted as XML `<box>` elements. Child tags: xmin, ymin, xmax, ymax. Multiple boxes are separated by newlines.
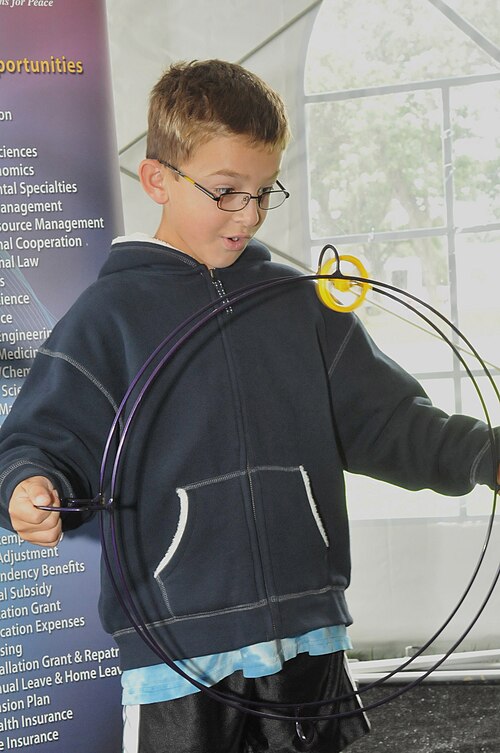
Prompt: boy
<box><xmin>0</xmin><ymin>60</ymin><xmax>498</xmax><ymax>753</ymax></box>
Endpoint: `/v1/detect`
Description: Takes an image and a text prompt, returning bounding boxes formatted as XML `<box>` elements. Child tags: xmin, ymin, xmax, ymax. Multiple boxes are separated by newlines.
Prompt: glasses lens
<box><xmin>218</xmin><ymin>193</ymin><xmax>247</xmax><ymax>211</ymax></box>
<box><xmin>218</xmin><ymin>190</ymin><xmax>288</xmax><ymax>211</ymax></box>
<box><xmin>259</xmin><ymin>191</ymin><xmax>287</xmax><ymax>210</ymax></box>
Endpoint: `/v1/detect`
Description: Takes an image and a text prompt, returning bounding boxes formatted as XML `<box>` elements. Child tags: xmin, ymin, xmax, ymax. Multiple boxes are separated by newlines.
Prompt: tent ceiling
<box><xmin>105</xmin><ymin>0</ymin><xmax>321</xmax><ymax>177</ymax></box>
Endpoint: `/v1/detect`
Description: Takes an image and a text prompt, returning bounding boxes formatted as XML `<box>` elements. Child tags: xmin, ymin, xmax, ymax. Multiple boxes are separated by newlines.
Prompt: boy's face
<box><xmin>156</xmin><ymin>134</ymin><xmax>283</xmax><ymax>269</ymax></box>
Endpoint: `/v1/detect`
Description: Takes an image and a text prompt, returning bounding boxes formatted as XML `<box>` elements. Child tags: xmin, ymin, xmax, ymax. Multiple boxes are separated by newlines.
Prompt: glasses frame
<box><xmin>157</xmin><ymin>159</ymin><xmax>290</xmax><ymax>212</ymax></box>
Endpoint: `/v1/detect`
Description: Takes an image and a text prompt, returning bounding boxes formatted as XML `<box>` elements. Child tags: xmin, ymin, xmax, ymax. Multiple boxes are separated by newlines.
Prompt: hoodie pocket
<box><xmin>252</xmin><ymin>465</ymin><xmax>331</xmax><ymax>598</ymax></box>
<box><xmin>154</xmin><ymin>466</ymin><xmax>331</xmax><ymax>619</ymax></box>
<box><xmin>154</xmin><ymin>472</ymin><xmax>260</xmax><ymax>619</ymax></box>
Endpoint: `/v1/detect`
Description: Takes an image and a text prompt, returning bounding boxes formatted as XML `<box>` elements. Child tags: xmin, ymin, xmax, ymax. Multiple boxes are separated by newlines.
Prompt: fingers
<box><xmin>9</xmin><ymin>476</ymin><xmax>62</xmax><ymax>547</ymax></box>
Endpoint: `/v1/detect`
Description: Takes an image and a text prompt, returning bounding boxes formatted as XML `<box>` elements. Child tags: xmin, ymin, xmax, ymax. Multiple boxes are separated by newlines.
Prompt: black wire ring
<box><xmin>52</xmin><ymin>244</ymin><xmax>499</xmax><ymax>722</ymax></box>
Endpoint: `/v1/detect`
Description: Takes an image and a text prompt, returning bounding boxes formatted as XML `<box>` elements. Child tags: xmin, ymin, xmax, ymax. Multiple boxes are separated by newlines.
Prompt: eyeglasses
<box><xmin>158</xmin><ymin>159</ymin><xmax>290</xmax><ymax>212</ymax></box>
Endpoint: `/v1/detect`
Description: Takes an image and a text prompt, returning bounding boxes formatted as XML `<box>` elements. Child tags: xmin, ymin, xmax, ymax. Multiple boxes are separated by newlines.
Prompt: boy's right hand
<box><xmin>9</xmin><ymin>476</ymin><xmax>62</xmax><ymax>547</ymax></box>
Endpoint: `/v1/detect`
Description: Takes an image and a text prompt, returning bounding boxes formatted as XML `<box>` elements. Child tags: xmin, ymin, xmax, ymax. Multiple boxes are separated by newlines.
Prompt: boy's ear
<box><xmin>138</xmin><ymin>159</ymin><xmax>169</xmax><ymax>205</ymax></box>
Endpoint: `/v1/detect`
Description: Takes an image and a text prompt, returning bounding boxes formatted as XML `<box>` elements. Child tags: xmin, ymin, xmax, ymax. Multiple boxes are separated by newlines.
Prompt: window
<box><xmin>305</xmin><ymin>0</ymin><xmax>500</xmax><ymax>519</ymax></box>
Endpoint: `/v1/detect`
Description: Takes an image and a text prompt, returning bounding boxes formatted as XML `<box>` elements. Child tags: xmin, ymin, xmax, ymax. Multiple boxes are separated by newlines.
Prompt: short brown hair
<box><xmin>146</xmin><ymin>59</ymin><xmax>291</xmax><ymax>165</ymax></box>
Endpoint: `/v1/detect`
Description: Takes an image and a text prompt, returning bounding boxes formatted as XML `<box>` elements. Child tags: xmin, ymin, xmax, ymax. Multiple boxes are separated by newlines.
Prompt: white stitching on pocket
<box><xmin>154</xmin><ymin>488</ymin><xmax>189</xmax><ymax>578</ymax></box>
<box><xmin>299</xmin><ymin>466</ymin><xmax>329</xmax><ymax>548</ymax></box>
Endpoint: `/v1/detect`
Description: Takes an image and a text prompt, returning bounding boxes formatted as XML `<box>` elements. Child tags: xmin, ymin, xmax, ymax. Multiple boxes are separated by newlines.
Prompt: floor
<box><xmin>348</xmin><ymin>682</ymin><xmax>500</xmax><ymax>753</ymax></box>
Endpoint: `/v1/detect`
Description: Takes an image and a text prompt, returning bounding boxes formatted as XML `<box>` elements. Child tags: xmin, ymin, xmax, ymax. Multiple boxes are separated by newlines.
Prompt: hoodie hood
<box><xmin>99</xmin><ymin>234</ymin><xmax>272</xmax><ymax>278</ymax></box>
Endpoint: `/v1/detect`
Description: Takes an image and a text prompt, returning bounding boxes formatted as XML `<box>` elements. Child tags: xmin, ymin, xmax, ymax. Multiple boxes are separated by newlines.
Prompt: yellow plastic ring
<box><xmin>316</xmin><ymin>254</ymin><xmax>371</xmax><ymax>312</ymax></box>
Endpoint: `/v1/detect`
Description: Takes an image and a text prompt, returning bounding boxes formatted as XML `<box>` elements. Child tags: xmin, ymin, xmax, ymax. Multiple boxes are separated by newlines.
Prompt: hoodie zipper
<box><xmin>209</xmin><ymin>268</ymin><xmax>233</xmax><ymax>315</ymax></box>
<box><xmin>206</xmin><ymin>267</ymin><xmax>279</xmax><ymax>637</ymax></box>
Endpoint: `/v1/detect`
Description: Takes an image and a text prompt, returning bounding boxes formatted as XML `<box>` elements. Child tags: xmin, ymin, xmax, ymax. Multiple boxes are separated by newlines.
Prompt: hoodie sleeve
<box><xmin>0</xmin><ymin>304</ymin><xmax>122</xmax><ymax>532</ymax></box>
<box><xmin>324</xmin><ymin>313</ymin><xmax>499</xmax><ymax>495</ymax></box>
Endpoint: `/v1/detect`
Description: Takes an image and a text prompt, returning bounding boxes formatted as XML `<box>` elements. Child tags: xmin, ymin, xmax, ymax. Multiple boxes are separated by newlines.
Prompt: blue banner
<box><xmin>1</xmin><ymin>1</ymin><xmax>124</xmax><ymax>750</ymax></box>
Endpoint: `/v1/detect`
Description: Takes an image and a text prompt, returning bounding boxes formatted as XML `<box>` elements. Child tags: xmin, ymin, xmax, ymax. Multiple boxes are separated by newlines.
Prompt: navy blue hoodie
<box><xmin>0</xmin><ymin>237</ymin><xmax>497</xmax><ymax>670</ymax></box>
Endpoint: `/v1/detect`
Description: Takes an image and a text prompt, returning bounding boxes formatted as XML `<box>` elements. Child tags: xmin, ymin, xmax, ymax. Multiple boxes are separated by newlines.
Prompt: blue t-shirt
<box><xmin>121</xmin><ymin>625</ymin><xmax>351</xmax><ymax>705</ymax></box>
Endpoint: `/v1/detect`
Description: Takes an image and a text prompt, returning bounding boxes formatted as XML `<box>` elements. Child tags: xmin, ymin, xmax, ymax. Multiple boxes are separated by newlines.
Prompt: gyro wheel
<box><xmin>316</xmin><ymin>254</ymin><xmax>371</xmax><ymax>312</ymax></box>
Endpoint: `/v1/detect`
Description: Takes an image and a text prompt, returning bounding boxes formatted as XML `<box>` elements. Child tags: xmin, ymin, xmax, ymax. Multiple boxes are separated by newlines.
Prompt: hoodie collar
<box><xmin>99</xmin><ymin>234</ymin><xmax>271</xmax><ymax>279</ymax></box>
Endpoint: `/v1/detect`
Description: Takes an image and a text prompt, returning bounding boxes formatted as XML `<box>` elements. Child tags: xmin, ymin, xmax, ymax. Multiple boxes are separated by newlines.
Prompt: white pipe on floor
<box><xmin>349</xmin><ymin>649</ymin><xmax>500</xmax><ymax>683</ymax></box>
<box><xmin>352</xmin><ymin>668</ymin><xmax>500</xmax><ymax>684</ymax></box>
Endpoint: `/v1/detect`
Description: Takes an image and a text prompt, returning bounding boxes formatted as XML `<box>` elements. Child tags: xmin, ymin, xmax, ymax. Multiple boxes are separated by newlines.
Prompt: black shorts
<box><xmin>123</xmin><ymin>651</ymin><xmax>371</xmax><ymax>753</ymax></box>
